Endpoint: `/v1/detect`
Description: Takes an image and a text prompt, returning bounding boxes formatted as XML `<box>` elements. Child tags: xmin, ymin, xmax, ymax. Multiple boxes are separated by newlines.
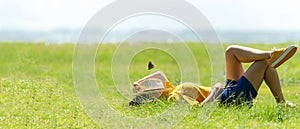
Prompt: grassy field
<box><xmin>0</xmin><ymin>42</ymin><xmax>299</xmax><ymax>128</ymax></box>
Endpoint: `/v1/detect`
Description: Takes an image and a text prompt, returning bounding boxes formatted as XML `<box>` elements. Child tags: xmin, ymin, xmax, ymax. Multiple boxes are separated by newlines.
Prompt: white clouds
<box><xmin>0</xmin><ymin>0</ymin><xmax>300</xmax><ymax>31</ymax></box>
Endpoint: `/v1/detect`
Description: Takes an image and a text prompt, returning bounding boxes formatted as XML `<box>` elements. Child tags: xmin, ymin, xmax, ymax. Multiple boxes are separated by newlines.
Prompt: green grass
<box><xmin>0</xmin><ymin>42</ymin><xmax>299</xmax><ymax>128</ymax></box>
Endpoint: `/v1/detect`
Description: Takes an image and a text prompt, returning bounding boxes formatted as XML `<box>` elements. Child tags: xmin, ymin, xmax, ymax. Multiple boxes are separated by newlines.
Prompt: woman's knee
<box><xmin>225</xmin><ymin>45</ymin><xmax>238</xmax><ymax>56</ymax></box>
<box><xmin>226</xmin><ymin>45</ymin><xmax>238</xmax><ymax>53</ymax></box>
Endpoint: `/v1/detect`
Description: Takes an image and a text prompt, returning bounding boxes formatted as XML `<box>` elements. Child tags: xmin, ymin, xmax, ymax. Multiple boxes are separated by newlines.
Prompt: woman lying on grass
<box><xmin>128</xmin><ymin>45</ymin><xmax>297</xmax><ymax>108</ymax></box>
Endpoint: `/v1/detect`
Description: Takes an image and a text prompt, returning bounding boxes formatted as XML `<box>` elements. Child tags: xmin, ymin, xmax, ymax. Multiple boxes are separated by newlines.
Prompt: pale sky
<box><xmin>1</xmin><ymin>0</ymin><xmax>300</xmax><ymax>31</ymax></box>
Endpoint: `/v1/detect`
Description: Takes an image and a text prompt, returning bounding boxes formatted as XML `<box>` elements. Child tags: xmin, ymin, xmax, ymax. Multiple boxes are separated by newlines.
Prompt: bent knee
<box><xmin>225</xmin><ymin>45</ymin><xmax>238</xmax><ymax>55</ymax></box>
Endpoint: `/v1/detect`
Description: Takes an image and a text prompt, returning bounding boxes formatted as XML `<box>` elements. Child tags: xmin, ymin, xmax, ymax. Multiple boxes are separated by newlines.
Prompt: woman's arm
<box><xmin>200</xmin><ymin>83</ymin><xmax>224</xmax><ymax>106</ymax></box>
<box><xmin>134</xmin><ymin>71</ymin><xmax>169</xmax><ymax>86</ymax></box>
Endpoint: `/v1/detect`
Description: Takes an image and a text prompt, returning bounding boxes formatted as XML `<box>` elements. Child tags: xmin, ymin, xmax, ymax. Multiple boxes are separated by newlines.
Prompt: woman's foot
<box><xmin>269</xmin><ymin>45</ymin><xmax>297</xmax><ymax>68</ymax></box>
<box><xmin>277</xmin><ymin>101</ymin><xmax>297</xmax><ymax>108</ymax></box>
<box><xmin>285</xmin><ymin>101</ymin><xmax>297</xmax><ymax>108</ymax></box>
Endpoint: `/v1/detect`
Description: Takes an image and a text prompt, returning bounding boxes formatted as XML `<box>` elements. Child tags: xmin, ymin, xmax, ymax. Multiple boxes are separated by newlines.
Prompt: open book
<box><xmin>133</xmin><ymin>78</ymin><xmax>165</xmax><ymax>99</ymax></box>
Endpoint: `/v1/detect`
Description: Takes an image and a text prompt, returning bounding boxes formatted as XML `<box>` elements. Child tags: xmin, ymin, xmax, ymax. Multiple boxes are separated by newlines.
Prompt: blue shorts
<box><xmin>221</xmin><ymin>76</ymin><xmax>257</xmax><ymax>105</ymax></box>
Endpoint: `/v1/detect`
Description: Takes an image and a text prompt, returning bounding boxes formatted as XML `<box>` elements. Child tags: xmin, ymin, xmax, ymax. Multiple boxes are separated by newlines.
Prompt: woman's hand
<box><xmin>200</xmin><ymin>83</ymin><xmax>224</xmax><ymax>106</ymax></box>
<box><xmin>133</xmin><ymin>82</ymin><xmax>141</xmax><ymax>93</ymax></box>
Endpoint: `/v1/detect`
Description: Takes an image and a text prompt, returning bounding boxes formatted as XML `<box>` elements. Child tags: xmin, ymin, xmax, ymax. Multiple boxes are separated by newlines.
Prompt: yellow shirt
<box><xmin>162</xmin><ymin>82</ymin><xmax>211</xmax><ymax>106</ymax></box>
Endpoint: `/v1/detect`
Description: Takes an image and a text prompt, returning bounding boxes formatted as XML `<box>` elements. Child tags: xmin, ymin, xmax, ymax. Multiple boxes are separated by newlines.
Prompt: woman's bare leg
<box><xmin>225</xmin><ymin>45</ymin><xmax>271</xmax><ymax>81</ymax></box>
<box><xmin>226</xmin><ymin>45</ymin><xmax>286</xmax><ymax>103</ymax></box>
<box><xmin>264</xmin><ymin>66</ymin><xmax>285</xmax><ymax>103</ymax></box>
<box><xmin>243</xmin><ymin>60</ymin><xmax>269</xmax><ymax>91</ymax></box>
<box><xmin>243</xmin><ymin>60</ymin><xmax>285</xmax><ymax>103</ymax></box>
